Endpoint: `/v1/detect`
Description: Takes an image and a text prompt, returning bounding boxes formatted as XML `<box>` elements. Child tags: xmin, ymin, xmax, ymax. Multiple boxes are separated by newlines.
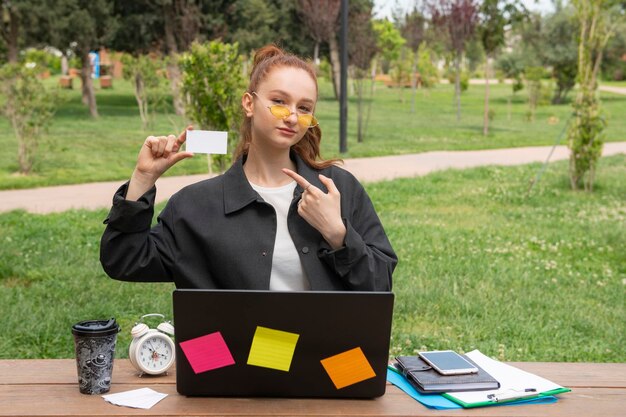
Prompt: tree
<box><xmin>179</xmin><ymin>41</ymin><xmax>245</xmax><ymax>173</ymax></box>
<box><xmin>348</xmin><ymin>0</ymin><xmax>377</xmax><ymax>143</ymax></box>
<box><xmin>478</xmin><ymin>0</ymin><xmax>526</xmax><ymax>134</ymax></box>
<box><xmin>160</xmin><ymin>0</ymin><xmax>202</xmax><ymax>116</ymax></box>
<box><xmin>567</xmin><ymin>0</ymin><xmax>617</xmax><ymax>191</ymax></box>
<box><xmin>416</xmin><ymin>43</ymin><xmax>440</xmax><ymax>89</ymax></box>
<box><xmin>400</xmin><ymin>7</ymin><xmax>426</xmax><ymax>113</ymax></box>
<box><xmin>1</xmin><ymin>0</ymin><xmax>50</xmax><ymax>63</ymax></box>
<box><xmin>121</xmin><ymin>54</ymin><xmax>168</xmax><ymax>130</ymax></box>
<box><xmin>224</xmin><ymin>0</ymin><xmax>278</xmax><ymax>55</ymax></box>
<box><xmin>496</xmin><ymin>50</ymin><xmax>525</xmax><ymax>120</ymax></box>
<box><xmin>0</xmin><ymin>63</ymin><xmax>56</xmax><ymax>174</ymax></box>
<box><xmin>297</xmin><ymin>0</ymin><xmax>341</xmax><ymax>99</ymax></box>
<box><xmin>0</xmin><ymin>0</ymin><xmax>20</xmax><ymax>63</ymax></box>
<box><xmin>43</xmin><ymin>0</ymin><xmax>118</xmax><ymax>118</ymax></box>
<box><xmin>541</xmin><ymin>4</ymin><xmax>579</xmax><ymax>104</ymax></box>
<box><xmin>600</xmin><ymin>13</ymin><xmax>626</xmax><ymax>80</ymax></box>
<box><xmin>429</xmin><ymin>0</ymin><xmax>479</xmax><ymax>121</ymax></box>
<box><xmin>524</xmin><ymin>65</ymin><xmax>546</xmax><ymax>122</ymax></box>
<box><xmin>223</xmin><ymin>1</ymin><xmax>312</xmax><ymax>59</ymax></box>
<box><xmin>111</xmin><ymin>0</ymin><xmax>207</xmax><ymax>117</ymax></box>
<box><xmin>372</xmin><ymin>18</ymin><xmax>406</xmax><ymax>74</ymax></box>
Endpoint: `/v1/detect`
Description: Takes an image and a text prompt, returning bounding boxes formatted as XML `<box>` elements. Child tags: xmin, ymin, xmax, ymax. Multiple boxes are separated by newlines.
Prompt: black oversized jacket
<box><xmin>100</xmin><ymin>154</ymin><xmax>397</xmax><ymax>291</ymax></box>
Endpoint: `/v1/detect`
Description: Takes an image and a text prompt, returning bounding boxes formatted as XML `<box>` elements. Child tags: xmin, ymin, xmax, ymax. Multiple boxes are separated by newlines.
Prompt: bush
<box><xmin>0</xmin><ymin>63</ymin><xmax>57</xmax><ymax>174</ymax></box>
<box><xmin>179</xmin><ymin>41</ymin><xmax>245</xmax><ymax>172</ymax></box>
<box><xmin>446</xmin><ymin>68</ymin><xmax>469</xmax><ymax>92</ymax></box>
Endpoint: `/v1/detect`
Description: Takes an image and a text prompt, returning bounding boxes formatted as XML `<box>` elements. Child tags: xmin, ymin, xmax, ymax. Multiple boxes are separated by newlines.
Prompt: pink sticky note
<box><xmin>179</xmin><ymin>331</ymin><xmax>235</xmax><ymax>374</ymax></box>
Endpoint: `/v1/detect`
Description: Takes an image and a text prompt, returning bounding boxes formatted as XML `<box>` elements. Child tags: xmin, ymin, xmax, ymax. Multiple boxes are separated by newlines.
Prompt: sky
<box><xmin>373</xmin><ymin>0</ymin><xmax>556</xmax><ymax>19</ymax></box>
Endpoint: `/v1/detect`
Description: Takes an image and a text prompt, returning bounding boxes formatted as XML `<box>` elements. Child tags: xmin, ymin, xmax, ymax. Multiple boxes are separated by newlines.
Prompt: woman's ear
<box><xmin>242</xmin><ymin>92</ymin><xmax>254</xmax><ymax>117</ymax></box>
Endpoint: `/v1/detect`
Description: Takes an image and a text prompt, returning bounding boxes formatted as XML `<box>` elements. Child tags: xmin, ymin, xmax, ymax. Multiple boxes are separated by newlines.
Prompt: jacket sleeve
<box><xmin>318</xmin><ymin>179</ymin><xmax>397</xmax><ymax>291</ymax></box>
<box><xmin>99</xmin><ymin>182</ymin><xmax>176</xmax><ymax>282</ymax></box>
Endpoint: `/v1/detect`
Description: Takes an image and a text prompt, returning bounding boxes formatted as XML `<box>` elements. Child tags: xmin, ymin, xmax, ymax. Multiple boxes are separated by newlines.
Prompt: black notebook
<box><xmin>394</xmin><ymin>355</ymin><xmax>500</xmax><ymax>394</ymax></box>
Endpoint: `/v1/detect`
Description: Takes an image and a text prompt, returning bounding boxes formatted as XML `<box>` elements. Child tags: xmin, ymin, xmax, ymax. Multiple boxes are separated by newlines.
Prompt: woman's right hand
<box><xmin>126</xmin><ymin>126</ymin><xmax>194</xmax><ymax>201</ymax></box>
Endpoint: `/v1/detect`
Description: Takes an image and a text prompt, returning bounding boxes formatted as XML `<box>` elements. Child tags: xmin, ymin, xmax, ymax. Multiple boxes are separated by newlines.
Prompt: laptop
<box><xmin>172</xmin><ymin>289</ymin><xmax>394</xmax><ymax>398</ymax></box>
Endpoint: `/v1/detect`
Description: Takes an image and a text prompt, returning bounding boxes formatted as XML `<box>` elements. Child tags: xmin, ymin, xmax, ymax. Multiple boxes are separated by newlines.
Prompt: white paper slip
<box><xmin>186</xmin><ymin>130</ymin><xmax>228</xmax><ymax>154</ymax></box>
<box><xmin>102</xmin><ymin>387</ymin><xmax>168</xmax><ymax>409</ymax></box>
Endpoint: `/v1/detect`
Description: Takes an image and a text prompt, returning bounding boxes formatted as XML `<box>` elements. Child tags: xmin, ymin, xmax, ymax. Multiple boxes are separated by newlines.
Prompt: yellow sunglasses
<box><xmin>251</xmin><ymin>92</ymin><xmax>319</xmax><ymax>128</ymax></box>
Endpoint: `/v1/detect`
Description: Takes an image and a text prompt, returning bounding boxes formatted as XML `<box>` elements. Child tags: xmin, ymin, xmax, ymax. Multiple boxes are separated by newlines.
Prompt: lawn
<box><xmin>1</xmin><ymin>76</ymin><xmax>624</xmax><ymax>190</ymax></box>
<box><xmin>1</xmin><ymin>155</ymin><xmax>623</xmax><ymax>362</ymax></box>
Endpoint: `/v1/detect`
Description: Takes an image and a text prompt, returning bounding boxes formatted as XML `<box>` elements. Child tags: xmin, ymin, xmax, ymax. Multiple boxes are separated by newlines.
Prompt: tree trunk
<box><xmin>164</xmin><ymin>3</ymin><xmax>185</xmax><ymax>116</ymax></box>
<box><xmin>313</xmin><ymin>41</ymin><xmax>320</xmax><ymax>66</ymax></box>
<box><xmin>355</xmin><ymin>76</ymin><xmax>364</xmax><ymax>143</ymax></box>
<box><xmin>61</xmin><ymin>55</ymin><xmax>69</xmax><ymax>76</ymax></box>
<box><xmin>80</xmin><ymin>50</ymin><xmax>99</xmax><ymax>118</ymax></box>
<box><xmin>507</xmin><ymin>96</ymin><xmax>512</xmax><ymax>121</ymax></box>
<box><xmin>411</xmin><ymin>54</ymin><xmax>418</xmax><ymax>114</ymax></box>
<box><xmin>328</xmin><ymin>34</ymin><xmax>341</xmax><ymax>100</ymax></box>
<box><xmin>6</xmin><ymin>7</ymin><xmax>19</xmax><ymax>63</ymax></box>
<box><xmin>483</xmin><ymin>55</ymin><xmax>490</xmax><ymax>136</ymax></box>
<box><xmin>17</xmin><ymin>136</ymin><xmax>33</xmax><ymax>175</ymax></box>
<box><xmin>454</xmin><ymin>53</ymin><xmax>461</xmax><ymax>121</ymax></box>
<box><xmin>363</xmin><ymin>56</ymin><xmax>377</xmax><ymax>141</ymax></box>
<box><xmin>167</xmin><ymin>60</ymin><xmax>185</xmax><ymax>116</ymax></box>
<box><xmin>134</xmin><ymin>73</ymin><xmax>148</xmax><ymax>129</ymax></box>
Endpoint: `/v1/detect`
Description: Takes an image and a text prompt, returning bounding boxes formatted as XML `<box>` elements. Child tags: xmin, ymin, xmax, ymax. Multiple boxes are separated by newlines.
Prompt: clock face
<box><xmin>138</xmin><ymin>334</ymin><xmax>174</xmax><ymax>373</ymax></box>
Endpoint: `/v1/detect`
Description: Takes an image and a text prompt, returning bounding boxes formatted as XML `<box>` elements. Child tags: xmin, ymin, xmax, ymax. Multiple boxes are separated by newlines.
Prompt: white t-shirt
<box><xmin>249</xmin><ymin>181</ymin><xmax>311</xmax><ymax>291</ymax></box>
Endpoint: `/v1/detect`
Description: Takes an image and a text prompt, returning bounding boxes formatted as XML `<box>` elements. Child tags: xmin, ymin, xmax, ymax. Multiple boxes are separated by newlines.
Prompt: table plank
<box><xmin>0</xmin><ymin>385</ymin><xmax>621</xmax><ymax>417</ymax></box>
<box><xmin>1</xmin><ymin>360</ymin><xmax>624</xmax><ymax>417</ymax></box>
<box><xmin>507</xmin><ymin>362</ymin><xmax>626</xmax><ymax>388</ymax></box>
<box><xmin>0</xmin><ymin>359</ymin><xmax>175</xmax><ymax>386</ymax></box>
<box><xmin>2</xmin><ymin>360</ymin><xmax>624</xmax><ymax>388</ymax></box>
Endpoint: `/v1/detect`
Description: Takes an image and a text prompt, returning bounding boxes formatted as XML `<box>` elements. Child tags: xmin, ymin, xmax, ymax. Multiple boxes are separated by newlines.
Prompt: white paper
<box><xmin>185</xmin><ymin>130</ymin><xmax>228</xmax><ymax>154</ymax></box>
<box><xmin>102</xmin><ymin>387</ymin><xmax>168</xmax><ymax>409</ymax></box>
<box><xmin>447</xmin><ymin>350</ymin><xmax>564</xmax><ymax>404</ymax></box>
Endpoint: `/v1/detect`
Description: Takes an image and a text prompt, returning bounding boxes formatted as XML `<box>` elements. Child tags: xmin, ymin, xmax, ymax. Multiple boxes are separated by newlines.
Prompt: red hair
<box><xmin>234</xmin><ymin>44</ymin><xmax>340</xmax><ymax>169</ymax></box>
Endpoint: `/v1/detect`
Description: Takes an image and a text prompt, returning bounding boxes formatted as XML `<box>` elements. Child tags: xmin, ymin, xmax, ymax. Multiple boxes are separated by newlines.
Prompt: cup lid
<box><xmin>72</xmin><ymin>318</ymin><xmax>120</xmax><ymax>337</ymax></box>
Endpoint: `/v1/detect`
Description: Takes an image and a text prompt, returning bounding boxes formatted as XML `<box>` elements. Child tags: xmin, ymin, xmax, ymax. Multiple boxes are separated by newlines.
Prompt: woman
<box><xmin>100</xmin><ymin>44</ymin><xmax>397</xmax><ymax>291</ymax></box>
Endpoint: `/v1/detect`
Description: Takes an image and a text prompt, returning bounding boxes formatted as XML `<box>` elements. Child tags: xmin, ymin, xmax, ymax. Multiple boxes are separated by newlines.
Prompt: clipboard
<box><xmin>442</xmin><ymin>350</ymin><xmax>571</xmax><ymax>408</ymax></box>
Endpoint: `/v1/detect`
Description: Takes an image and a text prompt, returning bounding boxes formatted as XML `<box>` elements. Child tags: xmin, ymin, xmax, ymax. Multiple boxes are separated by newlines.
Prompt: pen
<box><xmin>488</xmin><ymin>388</ymin><xmax>537</xmax><ymax>402</ymax></box>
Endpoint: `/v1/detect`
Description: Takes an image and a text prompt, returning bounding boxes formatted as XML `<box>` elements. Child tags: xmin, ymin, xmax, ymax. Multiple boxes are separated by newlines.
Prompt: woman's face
<box><xmin>243</xmin><ymin>66</ymin><xmax>317</xmax><ymax>153</ymax></box>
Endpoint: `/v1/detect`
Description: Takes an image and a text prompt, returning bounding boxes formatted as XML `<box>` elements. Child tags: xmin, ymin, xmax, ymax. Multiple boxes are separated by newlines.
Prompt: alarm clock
<box><xmin>128</xmin><ymin>314</ymin><xmax>176</xmax><ymax>376</ymax></box>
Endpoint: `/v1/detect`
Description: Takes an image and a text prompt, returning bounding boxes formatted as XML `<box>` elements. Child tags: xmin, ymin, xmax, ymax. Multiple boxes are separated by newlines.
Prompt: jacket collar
<box><xmin>223</xmin><ymin>152</ymin><xmax>324</xmax><ymax>215</ymax></box>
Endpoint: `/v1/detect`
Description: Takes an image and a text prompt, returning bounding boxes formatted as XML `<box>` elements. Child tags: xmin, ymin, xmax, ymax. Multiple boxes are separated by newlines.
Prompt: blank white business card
<box><xmin>186</xmin><ymin>130</ymin><xmax>228</xmax><ymax>154</ymax></box>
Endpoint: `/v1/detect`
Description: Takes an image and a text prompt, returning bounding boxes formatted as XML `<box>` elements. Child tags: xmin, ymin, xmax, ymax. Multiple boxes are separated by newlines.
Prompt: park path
<box><xmin>599</xmin><ymin>85</ymin><xmax>626</xmax><ymax>95</ymax></box>
<box><xmin>1</xmin><ymin>142</ymin><xmax>625</xmax><ymax>214</ymax></box>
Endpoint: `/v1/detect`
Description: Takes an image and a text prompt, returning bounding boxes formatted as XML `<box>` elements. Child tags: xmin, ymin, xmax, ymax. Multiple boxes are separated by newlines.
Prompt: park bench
<box><xmin>0</xmin><ymin>358</ymin><xmax>623</xmax><ymax>416</ymax></box>
<box><xmin>100</xmin><ymin>75</ymin><xmax>113</xmax><ymax>89</ymax></box>
<box><xmin>59</xmin><ymin>75</ymin><xmax>73</xmax><ymax>89</ymax></box>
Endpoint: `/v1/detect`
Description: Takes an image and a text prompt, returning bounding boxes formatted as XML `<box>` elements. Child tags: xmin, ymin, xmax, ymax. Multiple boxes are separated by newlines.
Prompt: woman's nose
<box><xmin>283</xmin><ymin>110</ymin><xmax>299</xmax><ymax>125</ymax></box>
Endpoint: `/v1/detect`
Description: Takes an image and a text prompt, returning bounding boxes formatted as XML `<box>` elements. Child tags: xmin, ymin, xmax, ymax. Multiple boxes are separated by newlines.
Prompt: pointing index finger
<box><xmin>282</xmin><ymin>168</ymin><xmax>313</xmax><ymax>191</ymax></box>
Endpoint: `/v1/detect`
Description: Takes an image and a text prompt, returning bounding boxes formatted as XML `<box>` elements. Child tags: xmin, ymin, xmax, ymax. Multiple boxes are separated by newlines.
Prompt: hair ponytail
<box><xmin>234</xmin><ymin>44</ymin><xmax>340</xmax><ymax>170</ymax></box>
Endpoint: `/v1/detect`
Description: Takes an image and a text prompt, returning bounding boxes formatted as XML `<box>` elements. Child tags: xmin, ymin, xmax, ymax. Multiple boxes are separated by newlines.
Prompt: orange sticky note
<box><xmin>320</xmin><ymin>347</ymin><xmax>376</xmax><ymax>389</ymax></box>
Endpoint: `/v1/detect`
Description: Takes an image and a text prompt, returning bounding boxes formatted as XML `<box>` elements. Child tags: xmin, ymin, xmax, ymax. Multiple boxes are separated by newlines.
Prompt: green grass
<box><xmin>1</xmin><ymin>76</ymin><xmax>624</xmax><ymax>189</ymax></box>
<box><xmin>1</xmin><ymin>155</ymin><xmax>623</xmax><ymax>361</ymax></box>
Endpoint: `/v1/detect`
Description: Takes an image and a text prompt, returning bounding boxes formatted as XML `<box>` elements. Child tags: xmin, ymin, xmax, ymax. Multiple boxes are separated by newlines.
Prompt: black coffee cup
<box><xmin>72</xmin><ymin>318</ymin><xmax>120</xmax><ymax>394</ymax></box>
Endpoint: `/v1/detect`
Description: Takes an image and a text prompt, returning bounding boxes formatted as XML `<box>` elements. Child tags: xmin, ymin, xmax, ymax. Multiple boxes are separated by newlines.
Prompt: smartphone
<box><xmin>418</xmin><ymin>350</ymin><xmax>479</xmax><ymax>375</ymax></box>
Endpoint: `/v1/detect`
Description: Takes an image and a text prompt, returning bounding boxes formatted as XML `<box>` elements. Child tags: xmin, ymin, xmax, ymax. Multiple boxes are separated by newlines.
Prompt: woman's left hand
<box><xmin>282</xmin><ymin>168</ymin><xmax>347</xmax><ymax>250</ymax></box>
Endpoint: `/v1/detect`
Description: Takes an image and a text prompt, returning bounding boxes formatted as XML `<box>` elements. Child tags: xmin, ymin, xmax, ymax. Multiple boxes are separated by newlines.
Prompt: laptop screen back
<box><xmin>173</xmin><ymin>290</ymin><xmax>394</xmax><ymax>398</ymax></box>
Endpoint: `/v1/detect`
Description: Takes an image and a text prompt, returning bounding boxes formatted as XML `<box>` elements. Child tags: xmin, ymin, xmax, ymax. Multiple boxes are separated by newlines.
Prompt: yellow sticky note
<box><xmin>320</xmin><ymin>347</ymin><xmax>376</xmax><ymax>389</ymax></box>
<box><xmin>247</xmin><ymin>326</ymin><xmax>300</xmax><ymax>372</ymax></box>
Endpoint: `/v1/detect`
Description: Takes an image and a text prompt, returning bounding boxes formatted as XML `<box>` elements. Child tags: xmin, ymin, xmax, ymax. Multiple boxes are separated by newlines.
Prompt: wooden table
<box><xmin>0</xmin><ymin>359</ymin><xmax>624</xmax><ymax>416</ymax></box>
